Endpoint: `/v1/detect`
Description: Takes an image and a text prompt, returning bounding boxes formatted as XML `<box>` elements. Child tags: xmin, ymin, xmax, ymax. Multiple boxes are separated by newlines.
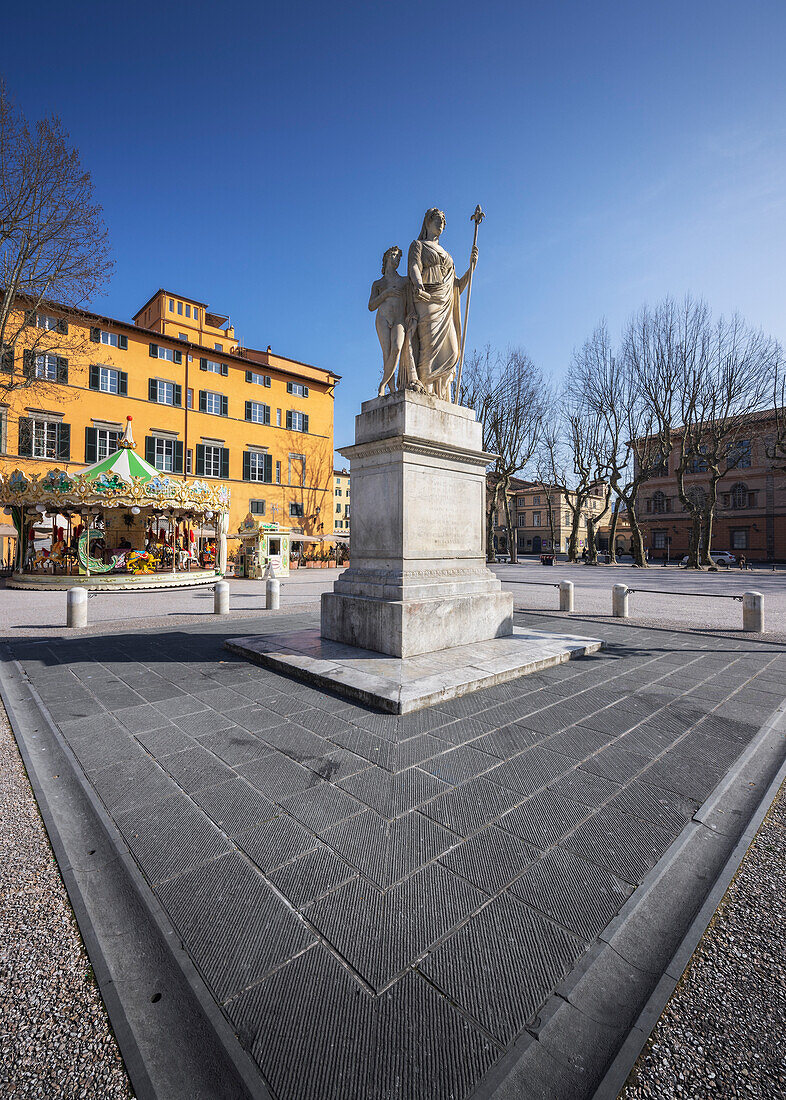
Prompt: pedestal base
<box><xmin>226</xmin><ymin>626</ymin><xmax>604</xmax><ymax>714</ymax></box>
<box><xmin>321</xmin><ymin>590</ymin><xmax>513</xmax><ymax>658</ymax></box>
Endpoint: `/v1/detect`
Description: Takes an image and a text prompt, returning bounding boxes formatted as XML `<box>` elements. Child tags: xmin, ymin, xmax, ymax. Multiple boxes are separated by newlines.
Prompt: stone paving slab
<box><xmin>6</xmin><ymin>611</ymin><xmax>786</xmax><ymax>1100</ymax></box>
<box><xmin>226</xmin><ymin>625</ymin><xmax>604</xmax><ymax>713</ymax></box>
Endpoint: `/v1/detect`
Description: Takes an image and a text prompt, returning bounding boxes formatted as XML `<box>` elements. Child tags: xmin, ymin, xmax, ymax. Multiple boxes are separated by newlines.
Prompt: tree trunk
<box><xmin>502</xmin><ymin>484</ymin><xmax>516</xmax><ymax>563</ymax></box>
<box><xmin>568</xmin><ymin>509</ymin><xmax>581</xmax><ymax>562</ymax></box>
<box><xmin>586</xmin><ymin>519</ymin><xmax>599</xmax><ymax>564</ymax></box>
<box><xmin>627</xmin><ymin>498</ymin><xmax>647</xmax><ymax>567</ymax></box>
<box><xmin>608</xmin><ymin>498</ymin><xmax>620</xmax><ymax>564</ymax></box>
<box><xmin>486</xmin><ymin>482</ymin><xmax>500</xmax><ymax>562</ymax></box>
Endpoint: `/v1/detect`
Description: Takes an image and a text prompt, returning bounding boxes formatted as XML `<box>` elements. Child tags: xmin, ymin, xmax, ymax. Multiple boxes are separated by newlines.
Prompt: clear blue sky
<box><xmin>3</xmin><ymin>1</ymin><xmax>786</xmax><ymax>459</ymax></box>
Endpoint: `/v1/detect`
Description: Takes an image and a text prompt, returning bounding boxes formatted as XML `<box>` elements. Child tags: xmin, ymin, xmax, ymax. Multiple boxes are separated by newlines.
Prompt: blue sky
<box><xmin>3</xmin><ymin>1</ymin><xmax>786</xmax><ymax>458</ymax></box>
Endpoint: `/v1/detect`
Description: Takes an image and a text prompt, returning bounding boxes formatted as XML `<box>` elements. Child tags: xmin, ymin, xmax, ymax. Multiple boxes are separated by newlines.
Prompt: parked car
<box><xmin>680</xmin><ymin>552</ymin><xmax>737</xmax><ymax>566</ymax></box>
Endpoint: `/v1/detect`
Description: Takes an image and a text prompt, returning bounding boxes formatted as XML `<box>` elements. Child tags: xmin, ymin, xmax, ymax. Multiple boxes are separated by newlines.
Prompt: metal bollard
<box><xmin>66</xmin><ymin>586</ymin><xmax>88</xmax><ymax>628</ymax></box>
<box><xmin>265</xmin><ymin>566</ymin><xmax>280</xmax><ymax>610</ymax></box>
<box><xmin>742</xmin><ymin>591</ymin><xmax>763</xmax><ymax>633</ymax></box>
<box><xmin>612</xmin><ymin>583</ymin><xmax>629</xmax><ymax>618</ymax></box>
<box><xmin>214</xmin><ymin>580</ymin><xmax>230</xmax><ymax>615</ymax></box>
<box><xmin>559</xmin><ymin>580</ymin><xmax>574</xmax><ymax>612</ymax></box>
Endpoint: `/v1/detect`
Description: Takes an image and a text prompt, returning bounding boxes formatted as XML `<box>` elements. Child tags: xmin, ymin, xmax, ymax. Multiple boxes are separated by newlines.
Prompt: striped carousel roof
<box><xmin>78</xmin><ymin>416</ymin><xmax>159</xmax><ymax>483</ymax></box>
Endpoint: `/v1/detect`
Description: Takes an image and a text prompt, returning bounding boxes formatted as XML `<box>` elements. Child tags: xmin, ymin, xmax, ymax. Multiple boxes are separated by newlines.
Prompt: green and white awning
<box><xmin>78</xmin><ymin>416</ymin><xmax>159</xmax><ymax>483</ymax></box>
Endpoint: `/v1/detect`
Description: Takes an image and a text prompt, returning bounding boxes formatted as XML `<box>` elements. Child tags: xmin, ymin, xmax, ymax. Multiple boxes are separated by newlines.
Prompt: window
<box><xmin>28</xmin><ymin>311</ymin><xmax>67</xmax><ymax>333</ymax></box>
<box><xmin>245</xmin><ymin>401</ymin><xmax>271</xmax><ymax>424</ymax></box>
<box><xmin>193</xmin><ymin>308</ymin><xmax>199</xmax><ymax>322</ymax></box>
<box><xmin>653</xmin><ymin>530</ymin><xmax>667</xmax><ymax>549</ymax></box>
<box><xmin>0</xmin><ymin>409</ymin><xmax>6</xmax><ymax>453</ymax></box>
<box><xmin>214</xmin><ymin>343</ymin><xmax>223</xmax><ymax>352</ymax></box>
<box><xmin>533</xmin><ymin>511</ymin><xmax>541</xmax><ymax>527</ymax></box>
<box><xmin>730</xmin><ymin>528</ymin><xmax>748</xmax><ymax>550</ymax></box>
<box><xmin>243</xmin><ymin>450</ymin><xmax>272</xmax><ymax>482</ymax></box>
<box><xmin>516</xmin><ymin>496</ymin><xmax>525</xmax><ymax>508</ymax></box>
<box><xmin>195</xmin><ymin>443</ymin><xmax>228</xmax><ymax>478</ymax></box>
<box><xmin>199</xmin><ymin>390</ymin><xmax>228</xmax><ymax>416</ymax></box>
<box><xmin>250</xmin><ymin>500</ymin><xmax>266</xmax><ymax>515</ymax></box>
<box><xmin>335</xmin><ymin>520</ymin><xmax>343</xmax><ymax>529</ymax></box>
<box><xmin>98</xmin><ymin>366</ymin><xmax>121</xmax><ymax>394</ymax></box>
<box><xmin>730</xmin><ymin>482</ymin><xmax>748</xmax><ymax>510</ymax></box>
<box><xmin>200</xmin><ymin>357</ymin><xmax>228</xmax><ymax>376</ymax></box>
<box><xmin>154</xmin><ymin>438</ymin><xmax>176</xmax><ymax>472</ymax></box>
<box><xmin>688</xmin><ymin>446</ymin><xmax>708</xmax><ymax>473</ymax></box>
<box><xmin>86</xmin><ymin>427</ymin><xmax>121</xmax><ymax>462</ymax></box>
<box><xmin>289</xmin><ymin>502</ymin><xmax>304</xmax><ymax>518</ymax></box>
<box><xmin>336</xmin><ymin>502</ymin><xmax>342</xmax><ymax>513</ymax></box>
<box><xmin>275</xmin><ymin>460</ymin><xmax>281</xmax><ymax>483</ymax></box>
<box><xmin>168</xmin><ymin>299</ymin><xmax>174</xmax><ymax>312</ymax></box>
<box><xmin>149</xmin><ymin>379</ymin><xmax>182</xmax><ymax>406</ymax></box>
<box><xmin>186</xmin><ymin>449</ymin><xmax>192</xmax><ymax>474</ymax></box>
<box><xmin>178</xmin><ymin>332</ymin><xmax>188</xmax><ymax>341</ymax></box>
<box><xmin>533</xmin><ymin>495</ymin><xmax>540</xmax><ymax>505</ymax></box>
<box><xmin>728</xmin><ymin>440</ymin><xmax>752</xmax><ymax>469</ymax></box>
<box><xmin>90</xmin><ymin>327</ymin><xmax>129</xmax><ymax>350</ymax></box>
<box><xmin>34</xmin><ymin>353</ymin><xmax>63</xmax><ymax>381</ymax></box>
<box><xmin>517</xmin><ymin>513</ymin><xmax>527</xmax><ymax>527</ymax></box>
<box><xmin>286</xmin><ymin>381</ymin><xmax>309</xmax><ymax>397</ymax></box>
<box><xmin>185</xmin><ymin>304</ymin><xmax>191</xmax><ymax>318</ymax></box>
<box><xmin>18</xmin><ymin>418</ymin><xmax>70</xmax><ymax>460</ymax></box>
<box><xmin>187</xmin><ymin>389</ymin><xmax>193</xmax><ymax>409</ymax></box>
<box><xmin>289</xmin><ymin>454</ymin><xmax>306</xmax><ymax>486</ymax></box>
<box><xmin>336</xmin><ymin>488</ymin><xmax>342</xmax><ymax>496</ymax></box>
<box><xmin>149</xmin><ymin>343</ymin><xmax>182</xmax><ymax>364</ymax></box>
<box><xmin>564</xmin><ymin>511</ymin><xmax>570</xmax><ymax>525</ymax></box>
<box><xmin>177</xmin><ymin>301</ymin><xmax>183</xmax><ymax>315</ymax></box>
<box><xmin>345</xmin><ymin>505</ymin><xmax>350</xmax><ymax>518</ymax></box>
<box><xmin>286</xmin><ymin>410</ymin><xmax>309</xmax><ymax>433</ymax></box>
<box><xmin>246</xmin><ymin>370</ymin><xmax>272</xmax><ymax>387</ymax></box>
<box><xmin>651</xmin><ymin>490</ymin><xmax>668</xmax><ymax>514</ymax></box>
<box><xmin>276</xmin><ymin>409</ymin><xmax>282</xmax><ymax>427</ymax></box>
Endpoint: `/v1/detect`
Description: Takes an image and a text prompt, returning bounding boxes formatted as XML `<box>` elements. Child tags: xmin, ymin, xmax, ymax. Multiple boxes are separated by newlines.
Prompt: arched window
<box><xmin>730</xmin><ymin>482</ymin><xmax>748</xmax><ymax>510</ymax></box>
<box><xmin>652</xmin><ymin>490</ymin><xmax>667</xmax><ymax>514</ymax></box>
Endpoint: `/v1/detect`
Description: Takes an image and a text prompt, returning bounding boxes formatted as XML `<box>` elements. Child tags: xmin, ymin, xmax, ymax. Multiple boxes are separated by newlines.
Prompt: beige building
<box><xmin>491</xmin><ymin>477</ymin><xmax>610</xmax><ymax>557</ymax></box>
<box><xmin>333</xmin><ymin>467</ymin><xmax>350</xmax><ymax>534</ymax></box>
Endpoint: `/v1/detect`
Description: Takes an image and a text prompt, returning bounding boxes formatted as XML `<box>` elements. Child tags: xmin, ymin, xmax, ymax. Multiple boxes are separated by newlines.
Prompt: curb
<box><xmin>0</xmin><ymin>645</ymin><xmax>273</xmax><ymax>1100</ymax></box>
<box><xmin>473</xmin><ymin>695</ymin><xmax>786</xmax><ymax>1100</ymax></box>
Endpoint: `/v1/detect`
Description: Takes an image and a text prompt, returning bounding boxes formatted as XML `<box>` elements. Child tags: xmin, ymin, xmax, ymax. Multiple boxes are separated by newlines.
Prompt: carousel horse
<box><xmin>125</xmin><ymin>550</ymin><xmax>159</xmax><ymax>574</ymax></box>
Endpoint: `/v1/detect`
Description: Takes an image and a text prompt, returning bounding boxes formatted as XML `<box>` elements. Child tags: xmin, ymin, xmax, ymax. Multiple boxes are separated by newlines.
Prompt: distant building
<box><xmin>490</xmin><ymin>477</ymin><xmax>611</xmax><ymax>556</ymax></box>
<box><xmin>635</xmin><ymin>409</ymin><xmax>786</xmax><ymax>561</ymax></box>
<box><xmin>333</xmin><ymin>467</ymin><xmax>350</xmax><ymax>534</ymax></box>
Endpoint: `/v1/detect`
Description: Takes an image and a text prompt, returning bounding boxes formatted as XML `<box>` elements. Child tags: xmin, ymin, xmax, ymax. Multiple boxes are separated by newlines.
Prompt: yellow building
<box><xmin>333</xmin><ymin>467</ymin><xmax>350</xmax><ymax>534</ymax></box>
<box><xmin>0</xmin><ymin>289</ymin><xmax>339</xmax><ymax>543</ymax></box>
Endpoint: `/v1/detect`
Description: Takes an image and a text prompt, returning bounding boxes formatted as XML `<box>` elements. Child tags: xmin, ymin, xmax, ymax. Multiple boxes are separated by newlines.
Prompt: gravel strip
<box><xmin>0</xmin><ymin>698</ymin><xmax>134</xmax><ymax>1099</ymax></box>
<box><xmin>619</xmin><ymin>778</ymin><xmax>786</xmax><ymax>1100</ymax></box>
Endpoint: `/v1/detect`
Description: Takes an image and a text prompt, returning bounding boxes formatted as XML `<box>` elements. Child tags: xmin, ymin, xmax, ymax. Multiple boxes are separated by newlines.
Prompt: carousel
<box><xmin>1</xmin><ymin>416</ymin><xmax>231</xmax><ymax>590</ymax></box>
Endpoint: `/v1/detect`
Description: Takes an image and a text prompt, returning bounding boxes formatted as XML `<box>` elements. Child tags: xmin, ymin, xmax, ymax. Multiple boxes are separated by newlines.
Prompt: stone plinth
<box><xmin>321</xmin><ymin>390</ymin><xmax>513</xmax><ymax>658</ymax></box>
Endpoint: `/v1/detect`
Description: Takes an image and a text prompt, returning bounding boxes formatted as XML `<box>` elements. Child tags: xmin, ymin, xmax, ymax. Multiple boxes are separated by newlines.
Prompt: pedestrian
<box><xmin>739</xmin><ymin>554</ymin><xmax>747</xmax><ymax>571</ymax></box>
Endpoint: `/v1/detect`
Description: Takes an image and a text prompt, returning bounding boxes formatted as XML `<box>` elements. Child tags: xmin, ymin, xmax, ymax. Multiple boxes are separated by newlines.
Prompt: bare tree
<box><xmin>0</xmin><ymin>85</ymin><xmax>112</xmax><ymax>397</ymax></box>
<box><xmin>462</xmin><ymin>346</ymin><xmax>548</xmax><ymax>563</ymax></box>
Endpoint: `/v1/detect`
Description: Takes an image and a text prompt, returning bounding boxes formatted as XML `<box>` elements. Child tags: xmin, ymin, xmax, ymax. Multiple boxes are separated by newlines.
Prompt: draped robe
<box><xmin>407</xmin><ymin>237</ymin><xmax>462</xmax><ymax>397</ymax></box>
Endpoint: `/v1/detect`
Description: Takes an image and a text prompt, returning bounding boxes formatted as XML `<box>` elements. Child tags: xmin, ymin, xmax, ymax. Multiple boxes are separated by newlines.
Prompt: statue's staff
<box><xmin>453</xmin><ymin>204</ymin><xmax>485</xmax><ymax>403</ymax></box>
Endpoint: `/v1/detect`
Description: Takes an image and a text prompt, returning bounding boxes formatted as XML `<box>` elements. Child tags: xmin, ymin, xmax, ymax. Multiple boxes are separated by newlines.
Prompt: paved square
<box><xmin>10</xmin><ymin>610</ymin><xmax>786</xmax><ymax>1100</ymax></box>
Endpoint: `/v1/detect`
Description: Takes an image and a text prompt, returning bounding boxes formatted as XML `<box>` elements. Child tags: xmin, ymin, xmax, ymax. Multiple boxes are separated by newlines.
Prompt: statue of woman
<box><xmin>368</xmin><ymin>246</ymin><xmax>418</xmax><ymax>398</ymax></box>
<box><xmin>408</xmin><ymin>208</ymin><xmax>478</xmax><ymax>400</ymax></box>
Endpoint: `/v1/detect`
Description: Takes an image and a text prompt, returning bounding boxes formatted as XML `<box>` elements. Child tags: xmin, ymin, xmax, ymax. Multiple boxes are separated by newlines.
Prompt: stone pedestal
<box><xmin>321</xmin><ymin>391</ymin><xmax>513</xmax><ymax>658</ymax></box>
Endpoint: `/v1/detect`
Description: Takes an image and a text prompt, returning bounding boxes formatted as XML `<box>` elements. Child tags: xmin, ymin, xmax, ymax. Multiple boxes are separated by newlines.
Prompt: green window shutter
<box><xmin>286</xmin><ymin>381</ymin><xmax>293</xmax><ymax>394</ymax></box>
<box><xmin>149</xmin><ymin>343</ymin><xmax>158</xmax><ymax>358</ymax></box>
<box><xmin>1</xmin><ymin>345</ymin><xmax>13</xmax><ymax>373</ymax></box>
<box><xmin>149</xmin><ymin>378</ymin><xmax>158</xmax><ymax>402</ymax></box>
<box><xmin>84</xmin><ymin>427</ymin><xmax>97</xmax><ymax>463</ymax></box>
<box><xmin>173</xmin><ymin>384</ymin><xmax>182</xmax><ymax>407</ymax></box>
<box><xmin>264</xmin><ymin>404</ymin><xmax>270</xmax><ymax>425</ymax></box>
<box><xmin>57</xmin><ymin>423</ymin><xmax>70</xmax><ymax>460</ymax></box>
<box><xmin>195</xmin><ymin>444</ymin><xmax>205</xmax><ymax>476</ymax></box>
<box><xmin>89</xmin><ymin>364</ymin><xmax>100</xmax><ymax>389</ymax></box>
<box><xmin>23</xmin><ymin>350</ymin><xmax>35</xmax><ymax>378</ymax></box>
<box><xmin>264</xmin><ymin>453</ymin><xmax>273</xmax><ymax>483</ymax></box>
<box><xmin>145</xmin><ymin>436</ymin><xmax>156</xmax><ymax>465</ymax></box>
<box><xmin>220</xmin><ymin>395</ymin><xmax>228</xmax><ymax>417</ymax></box>
<box><xmin>18</xmin><ymin>418</ymin><xmax>33</xmax><ymax>457</ymax></box>
<box><xmin>118</xmin><ymin>371</ymin><xmax>128</xmax><ymax>396</ymax></box>
<box><xmin>245</xmin><ymin>401</ymin><xmax>252</xmax><ymax>421</ymax></box>
<box><xmin>286</xmin><ymin>410</ymin><xmax>292</xmax><ymax>430</ymax></box>
<box><xmin>57</xmin><ymin>318</ymin><xmax>68</xmax><ymax>335</ymax></box>
<box><xmin>174</xmin><ymin>441</ymin><xmax>184</xmax><ymax>474</ymax></box>
<box><xmin>90</xmin><ymin>327</ymin><xmax>101</xmax><ymax>343</ymax></box>
<box><xmin>200</xmin><ymin>358</ymin><xmax>208</xmax><ymax>371</ymax></box>
<box><xmin>265</xmin><ymin>376</ymin><xmax>271</xmax><ymax>388</ymax></box>
<box><xmin>221</xmin><ymin>364</ymin><xmax>228</xmax><ymax>376</ymax></box>
<box><xmin>303</xmin><ymin>386</ymin><xmax>309</xmax><ymax>398</ymax></box>
<box><xmin>173</xmin><ymin>350</ymin><xmax>182</xmax><ymax>364</ymax></box>
<box><xmin>118</xmin><ymin>334</ymin><xmax>128</xmax><ymax>350</ymax></box>
<box><xmin>303</xmin><ymin>415</ymin><xmax>309</xmax><ymax>433</ymax></box>
<box><xmin>242</xmin><ymin>451</ymin><xmax>250</xmax><ymax>480</ymax></box>
<box><xmin>199</xmin><ymin>390</ymin><xmax>207</xmax><ymax>412</ymax></box>
<box><xmin>245</xmin><ymin>370</ymin><xmax>252</xmax><ymax>383</ymax></box>
<box><xmin>220</xmin><ymin>448</ymin><xmax>229</xmax><ymax>479</ymax></box>
<box><xmin>56</xmin><ymin>357</ymin><xmax>68</xmax><ymax>384</ymax></box>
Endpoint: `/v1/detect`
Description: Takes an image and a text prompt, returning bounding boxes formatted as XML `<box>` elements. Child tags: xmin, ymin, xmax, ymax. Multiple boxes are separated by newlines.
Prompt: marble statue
<box><xmin>408</xmin><ymin>208</ymin><xmax>478</xmax><ymax>401</ymax></box>
<box><xmin>368</xmin><ymin>246</ymin><xmax>419</xmax><ymax>398</ymax></box>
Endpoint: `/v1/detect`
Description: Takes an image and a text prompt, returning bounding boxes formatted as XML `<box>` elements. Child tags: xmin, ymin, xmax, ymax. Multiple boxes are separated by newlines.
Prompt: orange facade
<box><xmin>0</xmin><ymin>290</ymin><xmax>339</xmax><ymax>539</ymax></box>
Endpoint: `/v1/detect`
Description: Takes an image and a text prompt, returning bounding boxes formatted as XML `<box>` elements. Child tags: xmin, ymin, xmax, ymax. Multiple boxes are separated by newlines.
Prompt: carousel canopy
<box><xmin>79</xmin><ymin>446</ymin><xmax>159</xmax><ymax>483</ymax></box>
